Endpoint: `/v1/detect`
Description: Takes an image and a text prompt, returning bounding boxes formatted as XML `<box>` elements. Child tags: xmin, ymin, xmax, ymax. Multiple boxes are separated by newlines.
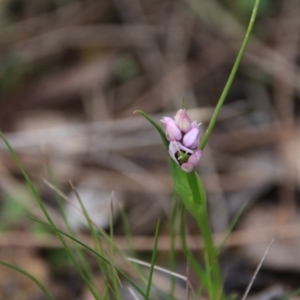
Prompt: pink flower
<box><xmin>161</xmin><ymin>109</ymin><xmax>202</xmax><ymax>173</ymax></box>
<box><xmin>181</xmin><ymin>150</ymin><xmax>202</xmax><ymax>173</ymax></box>
<box><xmin>161</xmin><ymin>117</ymin><xmax>182</xmax><ymax>141</ymax></box>
<box><xmin>174</xmin><ymin>109</ymin><xmax>191</xmax><ymax>133</ymax></box>
<box><xmin>169</xmin><ymin>141</ymin><xmax>193</xmax><ymax>164</ymax></box>
<box><xmin>183</xmin><ymin>127</ymin><xmax>200</xmax><ymax>149</ymax></box>
<box><xmin>169</xmin><ymin>142</ymin><xmax>201</xmax><ymax>172</ymax></box>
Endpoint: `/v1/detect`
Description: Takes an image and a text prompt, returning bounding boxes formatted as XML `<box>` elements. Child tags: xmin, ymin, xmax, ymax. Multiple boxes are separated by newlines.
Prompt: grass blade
<box><xmin>0</xmin><ymin>259</ymin><xmax>54</xmax><ymax>300</ymax></box>
<box><xmin>145</xmin><ymin>220</ymin><xmax>160</xmax><ymax>299</ymax></box>
<box><xmin>28</xmin><ymin>215</ymin><xmax>147</xmax><ymax>298</ymax></box>
<box><xmin>0</xmin><ymin>131</ymin><xmax>101</xmax><ymax>299</ymax></box>
<box><xmin>217</xmin><ymin>202</ymin><xmax>248</xmax><ymax>255</ymax></box>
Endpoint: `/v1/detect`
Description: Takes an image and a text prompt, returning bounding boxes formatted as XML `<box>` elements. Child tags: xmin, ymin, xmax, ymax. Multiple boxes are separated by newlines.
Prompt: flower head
<box><xmin>161</xmin><ymin>108</ymin><xmax>202</xmax><ymax>173</ymax></box>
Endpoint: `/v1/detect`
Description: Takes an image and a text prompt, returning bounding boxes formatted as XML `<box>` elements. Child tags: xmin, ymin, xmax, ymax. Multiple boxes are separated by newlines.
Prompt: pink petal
<box><xmin>181</xmin><ymin>163</ymin><xmax>194</xmax><ymax>173</ymax></box>
<box><xmin>183</xmin><ymin>127</ymin><xmax>199</xmax><ymax>148</ymax></box>
<box><xmin>160</xmin><ymin>116</ymin><xmax>173</xmax><ymax>124</ymax></box>
<box><xmin>188</xmin><ymin>150</ymin><xmax>202</xmax><ymax>166</ymax></box>
<box><xmin>161</xmin><ymin>117</ymin><xmax>182</xmax><ymax>141</ymax></box>
<box><xmin>168</xmin><ymin>142</ymin><xmax>179</xmax><ymax>164</ymax></box>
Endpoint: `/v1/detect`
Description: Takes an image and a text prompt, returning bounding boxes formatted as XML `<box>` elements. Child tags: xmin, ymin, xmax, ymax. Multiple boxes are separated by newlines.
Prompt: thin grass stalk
<box><xmin>44</xmin><ymin>178</ymin><xmax>115</xmax><ymax>282</ymax></box>
<box><xmin>200</xmin><ymin>0</ymin><xmax>261</xmax><ymax>150</ymax></box>
<box><xmin>52</xmin><ymin>185</ymin><xmax>143</xmax><ymax>298</ymax></box>
<box><xmin>108</xmin><ymin>192</ymin><xmax>122</xmax><ymax>300</ymax></box>
<box><xmin>169</xmin><ymin>196</ymin><xmax>179</xmax><ymax>299</ymax></box>
<box><xmin>0</xmin><ymin>132</ymin><xmax>101</xmax><ymax>300</ymax></box>
<box><xmin>29</xmin><ymin>216</ymin><xmax>147</xmax><ymax>298</ymax></box>
<box><xmin>67</xmin><ymin>186</ymin><xmax>143</xmax><ymax>296</ymax></box>
<box><xmin>0</xmin><ymin>260</ymin><xmax>54</xmax><ymax>300</ymax></box>
<box><xmin>72</xmin><ymin>182</ymin><xmax>112</xmax><ymax>290</ymax></box>
<box><xmin>217</xmin><ymin>202</ymin><xmax>247</xmax><ymax>255</ymax></box>
<box><xmin>241</xmin><ymin>239</ymin><xmax>275</xmax><ymax>300</ymax></box>
<box><xmin>69</xmin><ymin>184</ymin><xmax>107</xmax><ymax>270</ymax></box>
<box><xmin>46</xmin><ymin>165</ymin><xmax>96</xmax><ymax>290</ymax></box>
<box><xmin>145</xmin><ymin>220</ymin><xmax>160</xmax><ymax>300</ymax></box>
<box><xmin>119</xmin><ymin>207</ymin><xmax>147</xmax><ymax>282</ymax></box>
<box><xmin>119</xmin><ymin>206</ymin><xmax>137</xmax><ymax>257</ymax></box>
<box><xmin>69</xmin><ymin>181</ymin><xmax>115</xmax><ymax>297</ymax></box>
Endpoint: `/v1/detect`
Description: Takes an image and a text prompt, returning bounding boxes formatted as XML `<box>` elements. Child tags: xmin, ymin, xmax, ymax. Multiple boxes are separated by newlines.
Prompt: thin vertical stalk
<box><xmin>179</xmin><ymin>204</ymin><xmax>209</xmax><ymax>295</ymax></box>
<box><xmin>196</xmin><ymin>211</ymin><xmax>222</xmax><ymax>300</ymax></box>
<box><xmin>145</xmin><ymin>221</ymin><xmax>160</xmax><ymax>300</ymax></box>
<box><xmin>0</xmin><ymin>132</ymin><xmax>101</xmax><ymax>300</ymax></box>
<box><xmin>169</xmin><ymin>197</ymin><xmax>178</xmax><ymax>299</ymax></box>
<box><xmin>187</xmin><ymin>174</ymin><xmax>222</xmax><ymax>300</ymax></box>
<box><xmin>200</xmin><ymin>0</ymin><xmax>260</xmax><ymax>150</ymax></box>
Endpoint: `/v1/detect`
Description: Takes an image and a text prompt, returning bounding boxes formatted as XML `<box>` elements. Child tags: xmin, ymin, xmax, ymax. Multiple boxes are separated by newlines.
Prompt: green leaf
<box><xmin>134</xmin><ymin>110</ymin><xmax>169</xmax><ymax>149</ymax></box>
<box><xmin>170</xmin><ymin>159</ymin><xmax>192</xmax><ymax>201</ymax></box>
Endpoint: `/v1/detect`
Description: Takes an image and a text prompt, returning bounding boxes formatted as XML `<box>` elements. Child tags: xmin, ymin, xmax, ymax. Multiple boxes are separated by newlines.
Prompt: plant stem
<box><xmin>196</xmin><ymin>209</ymin><xmax>223</xmax><ymax>300</ymax></box>
<box><xmin>200</xmin><ymin>0</ymin><xmax>260</xmax><ymax>150</ymax></box>
<box><xmin>187</xmin><ymin>173</ymin><xmax>223</xmax><ymax>300</ymax></box>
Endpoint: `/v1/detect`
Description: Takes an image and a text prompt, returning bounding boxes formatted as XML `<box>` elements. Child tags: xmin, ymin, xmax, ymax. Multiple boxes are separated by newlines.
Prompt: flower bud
<box><xmin>174</xmin><ymin>109</ymin><xmax>191</xmax><ymax>133</ymax></box>
<box><xmin>183</xmin><ymin>127</ymin><xmax>199</xmax><ymax>148</ymax></box>
<box><xmin>161</xmin><ymin>117</ymin><xmax>182</xmax><ymax>141</ymax></box>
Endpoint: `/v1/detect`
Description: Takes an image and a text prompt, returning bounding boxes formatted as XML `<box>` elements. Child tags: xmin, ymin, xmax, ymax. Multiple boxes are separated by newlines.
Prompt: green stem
<box><xmin>196</xmin><ymin>209</ymin><xmax>222</xmax><ymax>300</ymax></box>
<box><xmin>179</xmin><ymin>203</ymin><xmax>208</xmax><ymax>293</ymax></box>
<box><xmin>187</xmin><ymin>173</ymin><xmax>222</xmax><ymax>300</ymax></box>
<box><xmin>145</xmin><ymin>221</ymin><xmax>160</xmax><ymax>300</ymax></box>
<box><xmin>200</xmin><ymin>0</ymin><xmax>260</xmax><ymax>150</ymax></box>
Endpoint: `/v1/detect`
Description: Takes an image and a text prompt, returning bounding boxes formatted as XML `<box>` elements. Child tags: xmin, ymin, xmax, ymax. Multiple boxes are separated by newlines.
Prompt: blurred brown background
<box><xmin>0</xmin><ymin>0</ymin><xmax>300</xmax><ymax>299</ymax></box>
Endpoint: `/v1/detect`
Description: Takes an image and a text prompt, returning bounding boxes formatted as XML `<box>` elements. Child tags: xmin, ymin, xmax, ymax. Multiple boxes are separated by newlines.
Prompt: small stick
<box><xmin>241</xmin><ymin>239</ymin><xmax>275</xmax><ymax>300</ymax></box>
